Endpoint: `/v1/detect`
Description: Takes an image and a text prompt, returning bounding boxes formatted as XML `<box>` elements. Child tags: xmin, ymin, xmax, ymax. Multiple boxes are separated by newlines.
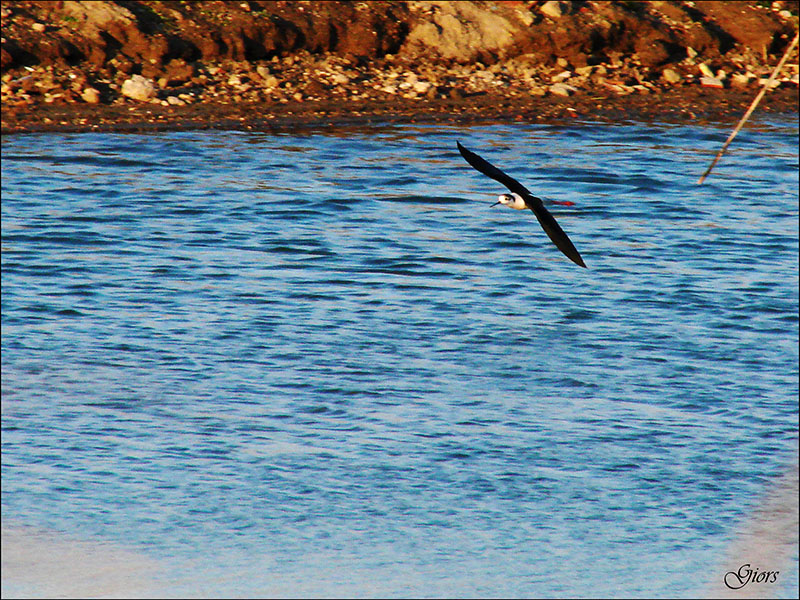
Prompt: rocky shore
<box><xmin>1</xmin><ymin>1</ymin><xmax>798</xmax><ymax>133</ymax></box>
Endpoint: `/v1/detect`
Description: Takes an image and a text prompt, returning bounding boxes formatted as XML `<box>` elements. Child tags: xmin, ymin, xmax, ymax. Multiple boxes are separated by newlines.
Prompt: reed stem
<box><xmin>698</xmin><ymin>31</ymin><xmax>799</xmax><ymax>184</ymax></box>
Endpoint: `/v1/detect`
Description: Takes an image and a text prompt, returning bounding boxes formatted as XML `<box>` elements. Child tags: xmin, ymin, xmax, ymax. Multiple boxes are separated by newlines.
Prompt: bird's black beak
<box><xmin>490</xmin><ymin>201</ymin><xmax>501</xmax><ymax>208</ymax></box>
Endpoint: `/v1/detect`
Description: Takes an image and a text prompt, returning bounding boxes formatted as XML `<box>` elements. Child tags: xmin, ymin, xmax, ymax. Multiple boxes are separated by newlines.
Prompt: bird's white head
<box><xmin>491</xmin><ymin>192</ymin><xmax>527</xmax><ymax>210</ymax></box>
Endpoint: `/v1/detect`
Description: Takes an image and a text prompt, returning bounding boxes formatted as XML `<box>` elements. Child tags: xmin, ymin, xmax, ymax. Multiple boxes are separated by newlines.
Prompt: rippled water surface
<box><xmin>2</xmin><ymin>120</ymin><xmax>798</xmax><ymax>598</ymax></box>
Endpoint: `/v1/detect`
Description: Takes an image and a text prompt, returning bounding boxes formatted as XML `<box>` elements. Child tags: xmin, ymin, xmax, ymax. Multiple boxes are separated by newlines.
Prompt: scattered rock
<box><xmin>700</xmin><ymin>76</ymin><xmax>725</xmax><ymax>88</ymax></box>
<box><xmin>550</xmin><ymin>82</ymin><xmax>577</xmax><ymax>96</ymax></box>
<box><xmin>602</xmin><ymin>81</ymin><xmax>633</xmax><ymax>95</ymax></box>
<box><xmin>662</xmin><ymin>68</ymin><xmax>681</xmax><ymax>84</ymax></box>
<box><xmin>516</xmin><ymin>6</ymin><xmax>534</xmax><ymax>27</ymax></box>
<box><xmin>413</xmin><ymin>81</ymin><xmax>432</xmax><ymax>94</ymax></box>
<box><xmin>121</xmin><ymin>74</ymin><xmax>156</xmax><ymax>101</ymax></box>
<box><xmin>530</xmin><ymin>85</ymin><xmax>547</xmax><ymax>97</ymax></box>
<box><xmin>731</xmin><ymin>72</ymin><xmax>754</xmax><ymax>86</ymax></box>
<box><xmin>698</xmin><ymin>63</ymin><xmax>715</xmax><ymax>78</ymax></box>
<box><xmin>540</xmin><ymin>1</ymin><xmax>565</xmax><ymax>19</ymax></box>
<box><xmin>81</xmin><ymin>87</ymin><xmax>100</xmax><ymax>103</ymax></box>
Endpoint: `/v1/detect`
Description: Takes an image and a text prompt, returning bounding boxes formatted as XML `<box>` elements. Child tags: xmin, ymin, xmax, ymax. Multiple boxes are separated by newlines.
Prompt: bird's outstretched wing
<box><xmin>457</xmin><ymin>141</ymin><xmax>587</xmax><ymax>268</ymax></box>
<box><xmin>525</xmin><ymin>197</ymin><xmax>587</xmax><ymax>268</ymax></box>
<box><xmin>457</xmin><ymin>141</ymin><xmax>533</xmax><ymax>198</ymax></box>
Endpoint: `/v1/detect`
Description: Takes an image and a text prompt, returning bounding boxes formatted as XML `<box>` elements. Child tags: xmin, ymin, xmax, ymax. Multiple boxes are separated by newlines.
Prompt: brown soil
<box><xmin>1</xmin><ymin>1</ymin><xmax>798</xmax><ymax>134</ymax></box>
<box><xmin>3</xmin><ymin>84</ymin><xmax>798</xmax><ymax>134</ymax></box>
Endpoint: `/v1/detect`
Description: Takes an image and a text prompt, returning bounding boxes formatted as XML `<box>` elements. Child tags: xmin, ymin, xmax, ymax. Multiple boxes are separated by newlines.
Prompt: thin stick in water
<box><xmin>697</xmin><ymin>31</ymin><xmax>799</xmax><ymax>185</ymax></box>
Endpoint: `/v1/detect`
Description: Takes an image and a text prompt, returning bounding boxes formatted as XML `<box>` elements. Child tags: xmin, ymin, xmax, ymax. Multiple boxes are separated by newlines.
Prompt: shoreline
<box><xmin>3</xmin><ymin>85</ymin><xmax>798</xmax><ymax>134</ymax></box>
<box><xmin>2</xmin><ymin>1</ymin><xmax>797</xmax><ymax>134</ymax></box>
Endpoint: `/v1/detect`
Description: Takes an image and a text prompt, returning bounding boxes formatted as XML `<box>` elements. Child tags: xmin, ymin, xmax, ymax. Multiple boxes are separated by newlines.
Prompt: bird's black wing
<box><xmin>525</xmin><ymin>197</ymin><xmax>587</xmax><ymax>268</ymax></box>
<box><xmin>457</xmin><ymin>141</ymin><xmax>587</xmax><ymax>268</ymax></box>
<box><xmin>457</xmin><ymin>141</ymin><xmax>533</xmax><ymax>198</ymax></box>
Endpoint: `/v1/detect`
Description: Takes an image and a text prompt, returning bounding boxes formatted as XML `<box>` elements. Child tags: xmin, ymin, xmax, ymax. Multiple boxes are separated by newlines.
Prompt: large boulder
<box><xmin>121</xmin><ymin>74</ymin><xmax>156</xmax><ymax>101</ymax></box>
<box><xmin>401</xmin><ymin>1</ymin><xmax>528</xmax><ymax>63</ymax></box>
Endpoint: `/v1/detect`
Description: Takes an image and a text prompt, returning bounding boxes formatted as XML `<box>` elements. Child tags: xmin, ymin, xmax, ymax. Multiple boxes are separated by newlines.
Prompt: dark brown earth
<box><xmin>2</xmin><ymin>1</ymin><xmax>798</xmax><ymax>134</ymax></box>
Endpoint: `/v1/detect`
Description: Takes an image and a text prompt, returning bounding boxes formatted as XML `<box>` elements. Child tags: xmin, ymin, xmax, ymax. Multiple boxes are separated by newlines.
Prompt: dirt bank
<box><xmin>1</xmin><ymin>1</ymin><xmax>798</xmax><ymax>133</ymax></box>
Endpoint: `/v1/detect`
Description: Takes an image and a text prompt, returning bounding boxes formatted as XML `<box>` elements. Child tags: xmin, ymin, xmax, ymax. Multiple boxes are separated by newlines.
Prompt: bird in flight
<box><xmin>457</xmin><ymin>141</ymin><xmax>587</xmax><ymax>268</ymax></box>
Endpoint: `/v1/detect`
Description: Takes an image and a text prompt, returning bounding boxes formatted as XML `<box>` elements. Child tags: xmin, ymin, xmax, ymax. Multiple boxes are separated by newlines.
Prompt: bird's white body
<box><xmin>496</xmin><ymin>192</ymin><xmax>527</xmax><ymax>210</ymax></box>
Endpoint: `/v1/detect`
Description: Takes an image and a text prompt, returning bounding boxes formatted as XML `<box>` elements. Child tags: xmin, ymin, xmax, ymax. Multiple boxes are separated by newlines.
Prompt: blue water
<box><xmin>2</xmin><ymin>120</ymin><xmax>798</xmax><ymax>598</ymax></box>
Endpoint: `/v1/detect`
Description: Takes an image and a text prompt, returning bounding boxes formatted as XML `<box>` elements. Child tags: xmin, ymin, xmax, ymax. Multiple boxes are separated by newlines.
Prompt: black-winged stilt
<box><xmin>457</xmin><ymin>141</ymin><xmax>587</xmax><ymax>268</ymax></box>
